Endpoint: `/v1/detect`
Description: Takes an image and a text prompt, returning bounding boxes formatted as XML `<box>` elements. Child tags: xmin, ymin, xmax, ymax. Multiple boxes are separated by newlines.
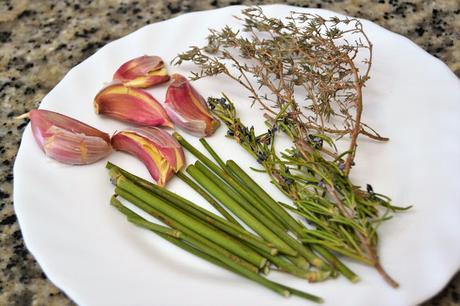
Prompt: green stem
<box><xmin>199</xmin><ymin>137</ymin><xmax>283</xmax><ymax>228</ymax></box>
<box><xmin>189</xmin><ymin>163</ymin><xmax>330</xmax><ymax>270</ymax></box>
<box><xmin>285</xmin><ymin>255</ymin><xmax>310</xmax><ymax>269</ymax></box>
<box><xmin>115</xmin><ymin>176</ymin><xmax>267</xmax><ymax>269</ymax></box>
<box><xmin>195</xmin><ymin>160</ymin><xmax>282</xmax><ymax>227</ymax></box>
<box><xmin>312</xmin><ymin>245</ymin><xmax>360</xmax><ymax>283</ymax></box>
<box><xmin>174</xmin><ymin>132</ymin><xmax>222</xmax><ymax>174</ymax></box>
<box><xmin>226</xmin><ymin>160</ymin><xmax>303</xmax><ymax>233</ymax></box>
<box><xmin>180</xmin><ymin>135</ymin><xmax>285</xmax><ymax>229</ymax></box>
<box><xmin>115</xmin><ymin>186</ymin><xmax>260</xmax><ymax>273</ymax></box>
<box><xmin>187</xmin><ymin>164</ymin><xmax>297</xmax><ymax>256</ymax></box>
<box><xmin>108</xmin><ymin>164</ymin><xmax>277</xmax><ymax>256</ymax></box>
<box><xmin>109</xmin><ymin>176</ymin><xmax>323</xmax><ymax>302</ymax></box>
<box><xmin>111</xmin><ymin>195</ymin><xmax>181</xmax><ymax>238</ymax></box>
<box><xmin>173</xmin><ymin>136</ymin><xmax>330</xmax><ymax>271</ymax></box>
<box><xmin>256</xmin><ymin>250</ymin><xmax>314</xmax><ymax>280</ymax></box>
<box><xmin>176</xmin><ymin>171</ymin><xmax>242</xmax><ymax>227</ymax></box>
<box><xmin>177</xmin><ymin>231</ymin><xmax>290</xmax><ymax>297</ymax></box>
<box><xmin>158</xmin><ymin>232</ymin><xmax>322</xmax><ymax>303</ymax></box>
<box><xmin>109</xmin><ymin>164</ymin><xmax>242</xmax><ymax>234</ymax></box>
<box><xmin>117</xmin><ymin>191</ymin><xmax>291</xmax><ymax>298</ymax></box>
<box><xmin>199</xmin><ymin>138</ymin><xmax>227</xmax><ymax>169</ymax></box>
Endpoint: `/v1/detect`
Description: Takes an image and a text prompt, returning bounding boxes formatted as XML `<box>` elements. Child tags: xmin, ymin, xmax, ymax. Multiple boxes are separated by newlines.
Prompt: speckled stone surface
<box><xmin>1</xmin><ymin>0</ymin><xmax>459</xmax><ymax>305</ymax></box>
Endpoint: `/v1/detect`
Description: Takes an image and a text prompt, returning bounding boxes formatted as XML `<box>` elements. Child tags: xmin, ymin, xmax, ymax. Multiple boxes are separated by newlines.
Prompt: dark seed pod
<box><xmin>366</xmin><ymin>184</ymin><xmax>374</xmax><ymax>195</ymax></box>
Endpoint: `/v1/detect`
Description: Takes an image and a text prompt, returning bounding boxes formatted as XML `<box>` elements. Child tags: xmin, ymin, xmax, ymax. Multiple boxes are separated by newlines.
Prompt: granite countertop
<box><xmin>1</xmin><ymin>0</ymin><xmax>459</xmax><ymax>305</ymax></box>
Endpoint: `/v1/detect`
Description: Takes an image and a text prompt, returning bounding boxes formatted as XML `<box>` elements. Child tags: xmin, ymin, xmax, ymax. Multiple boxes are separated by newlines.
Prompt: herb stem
<box><xmin>195</xmin><ymin>160</ymin><xmax>282</xmax><ymax>228</ymax></box>
<box><xmin>187</xmin><ymin>164</ymin><xmax>297</xmax><ymax>256</ymax></box>
<box><xmin>199</xmin><ymin>138</ymin><xmax>226</xmax><ymax>169</ymax></box>
<box><xmin>112</xmin><ymin>196</ymin><xmax>296</xmax><ymax>298</ymax></box>
<box><xmin>115</xmin><ymin>175</ymin><xmax>267</xmax><ymax>269</ymax></box>
<box><xmin>226</xmin><ymin>159</ymin><xmax>303</xmax><ymax>234</ymax></box>
<box><xmin>108</xmin><ymin>163</ymin><xmax>278</xmax><ymax>255</ymax></box>
<box><xmin>176</xmin><ymin>171</ymin><xmax>242</xmax><ymax>227</ymax></box>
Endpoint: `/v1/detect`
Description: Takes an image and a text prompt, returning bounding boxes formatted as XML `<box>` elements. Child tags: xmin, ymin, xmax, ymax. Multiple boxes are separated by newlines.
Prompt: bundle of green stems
<box><xmin>106</xmin><ymin>131</ymin><xmax>368</xmax><ymax>302</ymax></box>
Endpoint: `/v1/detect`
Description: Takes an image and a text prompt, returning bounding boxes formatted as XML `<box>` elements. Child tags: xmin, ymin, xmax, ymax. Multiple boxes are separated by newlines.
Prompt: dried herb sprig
<box><xmin>173</xmin><ymin>6</ymin><xmax>388</xmax><ymax>175</ymax></box>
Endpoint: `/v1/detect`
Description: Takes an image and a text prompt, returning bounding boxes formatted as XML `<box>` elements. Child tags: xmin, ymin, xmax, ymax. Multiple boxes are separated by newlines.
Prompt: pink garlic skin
<box><xmin>165</xmin><ymin>74</ymin><xmax>220</xmax><ymax>137</ymax></box>
<box><xmin>113</xmin><ymin>55</ymin><xmax>170</xmax><ymax>88</ymax></box>
<box><xmin>111</xmin><ymin>127</ymin><xmax>185</xmax><ymax>186</ymax></box>
<box><xmin>29</xmin><ymin>109</ymin><xmax>112</xmax><ymax>165</ymax></box>
<box><xmin>94</xmin><ymin>84</ymin><xmax>173</xmax><ymax>128</ymax></box>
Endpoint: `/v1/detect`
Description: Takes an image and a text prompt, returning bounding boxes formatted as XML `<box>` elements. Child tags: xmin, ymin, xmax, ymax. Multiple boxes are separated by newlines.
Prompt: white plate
<box><xmin>13</xmin><ymin>4</ymin><xmax>460</xmax><ymax>306</ymax></box>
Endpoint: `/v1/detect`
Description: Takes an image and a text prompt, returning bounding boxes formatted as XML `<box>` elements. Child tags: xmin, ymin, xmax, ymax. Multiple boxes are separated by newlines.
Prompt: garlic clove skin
<box><xmin>29</xmin><ymin>109</ymin><xmax>112</xmax><ymax>165</ymax></box>
<box><xmin>126</xmin><ymin>127</ymin><xmax>185</xmax><ymax>172</ymax></box>
<box><xmin>113</xmin><ymin>55</ymin><xmax>170</xmax><ymax>88</ymax></box>
<box><xmin>111</xmin><ymin>127</ymin><xmax>185</xmax><ymax>186</ymax></box>
<box><xmin>94</xmin><ymin>84</ymin><xmax>173</xmax><ymax>128</ymax></box>
<box><xmin>164</xmin><ymin>74</ymin><xmax>220</xmax><ymax>137</ymax></box>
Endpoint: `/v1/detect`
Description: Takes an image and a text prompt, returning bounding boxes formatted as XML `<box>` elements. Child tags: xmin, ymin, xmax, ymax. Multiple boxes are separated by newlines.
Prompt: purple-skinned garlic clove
<box><xmin>94</xmin><ymin>84</ymin><xmax>173</xmax><ymax>128</ymax></box>
<box><xmin>111</xmin><ymin>127</ymin><xmax>185</xmax><ymax>186</ymax></box>
<box><xmin>29</xmin><ymin>109</ymin><xmax>112</xmax><ymax>165</ymax></box>
<box><xmin>113</xmin><ymin>55</ymin><xmax>170</xmax><ymax>88</ymax></box>
<box><xmin>164</xmin><ymin>74</ymin><xmax>220</xmax><ymax>137</ymax></box>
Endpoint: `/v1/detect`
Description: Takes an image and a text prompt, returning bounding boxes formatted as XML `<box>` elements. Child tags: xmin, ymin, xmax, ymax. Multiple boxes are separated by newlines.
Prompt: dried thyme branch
<box><xmin>173</xmin><ymin>6</ymin><xmax>387</xmax><ymax>174</ymax></box>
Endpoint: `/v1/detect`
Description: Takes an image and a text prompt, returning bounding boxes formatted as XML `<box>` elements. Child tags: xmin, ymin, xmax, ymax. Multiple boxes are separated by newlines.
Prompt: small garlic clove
<box><xmin>113</xmin><ymin>55</ymin><xmax>170</xmax><ymax>88</ymax></box>
<box><xmin>127</xmin><ymin>127</ymin><xmax>185</xmax><ymax>172</ymax></box>
<box><xmin>94</xmin><ymin>84</ymin><xmax>173</xmax><ymax>128</ymax></box>
<box><xmin>29</xmin><ymin>109</ymin><xmax>112</xmax><ymax>165</ymax></box>
<box><xmin>164</xmin><ymin>74</ymin><xmax>220</xmax><ymax>137</ymax></box>
<box><xmin>111</xmin><ymin>127</ymin><xmax>185</xmax><ymax>186</ymax></box>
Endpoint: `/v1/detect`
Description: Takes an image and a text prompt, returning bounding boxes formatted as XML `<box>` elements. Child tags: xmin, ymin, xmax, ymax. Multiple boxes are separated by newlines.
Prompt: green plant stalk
<box><xmin>162</xmin><ymin>175</ymin><xmax>278</xmax><ymax>255</ymax></box>
<box><xmin>115</xmin><ymin>176</ymin><xmax>267</xmax><ymax>269</ymax></box>
<box><xmin>226</xmin><ymin>160</ymin><xmax>301</xmax><ymax>233</ymax></box>
<box><xmin>225</xmin><ymin>165</ymin><xmax>291</xmax><ymax>230</ymax></box>
<box><xmin>174</xmin><ymin>135</ymin><xmax>329</xmax><ymax>270</ymax></box>
<box><xmin>285</xmin><ymin>255</ymin><xmax>310</xmax><ymax>269</ymax></box>
<box><xmin>174</xmin><ymin>132</ymin><xmax>222</xmax><ymax>174</ymax></box>
<box><xmin>158</xmin><ymin>233</ymin><xmax>322</xmax><ymax>303</ymax></box>
<box><xmin>255</xmin><ymin>249</ymin><xmax>325</xmax><ymax>281</ymax></box>
<box><xmin>179</xmin><ymin>135</ymin><xmax>285</xmax><ymax>229</ymax></box>
<box><xmin>200</xmin><ymin>141</ymin><xmax>347</xmax><ymax>278</ymax></box>
<box><xmin>176</xmin><ymin>171</ymin><xmax>242</xmax><ymax>227</ymax></box>
<box><xmin>115</xmin><ymin>186</ymin><xmax>260</xmax><ymax>273</ymax></box>
<box><xmin>108</xmin><ymin>163</ymin><xmax>242</xmax><ymax>231</ymax></box>
<box><xmin>199</xmin><ymin>138</ymin><xmax>227</xmax><ymax>169</ymax></box>
<box><xmin>226</xmin><ymin>164</ymin><xmax>360</xmax><ymax>283</ymax></box>
<box><xmin>110</xmin><ymin>177</ymin><xmax>323</xmax><ymax>302</ymax></box>
<box><xmin>195</xmin><ymin>160</ymin><xmax>282</xmax><ymax>227</ymax></box>
<box><xmin>187</xmin><ymin>164</ymin><xmax>297</xmax><ymax>256</ymax></box>
<box><xmin>182</xmin><ymin>148</ymin><xmax>318</xmax><ymax>272</ymax></box>
<box><xmin>200</xmin><ymin>137</ymin><xmax>286</xmax><ymax>226</ymax></box>
<box><xmin>111</xmin><ymin>197</ymin><xmax>312</xmax><ymax>300</ymax></box>
<box><xmin>311</xmin><ymin>245</ymin><xmax>359</xmax><ymax>283</ymax></box>
<box><xmin>169</xmin><ymin>231</ymin><xmax>290</xmax><ymax>297</ymax></box>
<box><xmin>108</xmin><ymin>163</ymin><xmax>273</xmax><ymax>253</ymax></box>
<box><xmin>111</xmin><ymin>195</ymin><xmax>180</xmax><ymax>238</ymax></box>
<box><xmin>187</xmin><ymin>165</ymin><xmax>331</xmax><ymax>270</ymax></box>
<box><xmin>192</xmin><ymin>162</ymin><xmax>330</xmax><ymax>271</ymax></box>
<box><xmin>156</xmin><ymin>193</ymin><xmax>277</xmax><ymax>256</ymax></box>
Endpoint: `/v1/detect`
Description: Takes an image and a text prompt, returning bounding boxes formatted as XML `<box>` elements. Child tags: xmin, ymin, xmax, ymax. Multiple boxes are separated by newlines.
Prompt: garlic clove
<box><xmin>111</xmin><ymin>127</ymin><xmax>185</xmax><ymax>186</ymax></box>
<box><xmin>29</xmin><ymin>109</ymin><xmax>112</xmax><ymax>165</ymax></box>
<box><xmin>164</xmin><ymin>74</ymin><xmax>220</xmax><ymax>137</ymax></box>
<box><xmin>113</xmin><ymin>55</ymin><xmax>170</xmax><ymax>88</ymax></box>
<box><xmin>94</xmin><ymin>84</ymin><xmax>173</xmax><ymax>128</ymax></box>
